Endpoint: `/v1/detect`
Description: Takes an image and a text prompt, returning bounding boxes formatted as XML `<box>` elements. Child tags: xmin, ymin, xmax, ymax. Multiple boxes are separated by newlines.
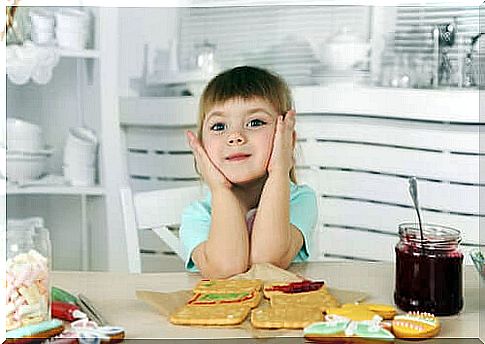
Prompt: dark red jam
<box><xmin>266</xmin><ymin>280</ymin><xmax>325</xmax><ymax>293</ymax></box>
<box><xmin>394</xmin><ymin>223</ymin><xmax>463</xmax><ymax>316</ymax></box>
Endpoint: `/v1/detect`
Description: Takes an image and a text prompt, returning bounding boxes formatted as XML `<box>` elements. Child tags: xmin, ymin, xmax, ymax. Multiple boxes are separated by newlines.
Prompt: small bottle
<box><xmin>398</xmin><ymin>54</ymin><xmax>411</xmax><ymax>88</ymax></box>
<box><xmin>462</xmin><ymin>52</ymin><xmax>476</xmax><ymax>87</ymax></box>
<box><xmin>394</xmin><ymin>223</ymin><xmax>463</xmax><ymax>316</ymax></box>
<box><xmin>6</xmin><ymin>218</ymin><xmax>51</xmax><ymax>331</ymax></box>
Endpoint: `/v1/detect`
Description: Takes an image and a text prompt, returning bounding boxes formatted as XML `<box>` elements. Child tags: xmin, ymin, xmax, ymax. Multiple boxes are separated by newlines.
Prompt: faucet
<box><xmin>432</xmin><ymin>20</ymin><xmax>457</xmax><ymax>87</ymax></box>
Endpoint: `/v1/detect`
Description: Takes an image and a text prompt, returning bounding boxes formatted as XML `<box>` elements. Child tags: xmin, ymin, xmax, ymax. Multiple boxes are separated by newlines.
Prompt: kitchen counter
<box><xmin>52</xmin><ymin>261</ymin><xmax>482</xmax><ymax>341</ymax></box>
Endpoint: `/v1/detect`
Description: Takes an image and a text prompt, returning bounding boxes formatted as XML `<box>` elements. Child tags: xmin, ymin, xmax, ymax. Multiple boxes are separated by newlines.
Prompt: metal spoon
<box><xmin>408</xmin><ymin>177</ymin><xmax>425</xmax><ymax>245</ymax></box>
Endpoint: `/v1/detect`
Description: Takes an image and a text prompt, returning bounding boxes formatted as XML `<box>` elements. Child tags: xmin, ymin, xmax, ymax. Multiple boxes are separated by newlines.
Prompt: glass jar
<box><xmin>6</xmin><ymin>218</ymin><xmax>51</xmax><ymax>331</ymax></box>
<box><xmin>195</xmin><ymin>40</ymin><xmax>216</xmax><ymax>74</ymax></box>
<box><xmin>394</xmin><ymin>223</ymin><xmax>463</xmax><ymax>316</ymax></box>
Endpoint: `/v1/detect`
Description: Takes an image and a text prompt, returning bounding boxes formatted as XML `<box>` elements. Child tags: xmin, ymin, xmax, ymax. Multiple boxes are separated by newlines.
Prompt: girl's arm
<box><xmin>250</xmin><ymin>171</ymin><xmax>303</xmax><ymax>269</ymax></box>
<box><xmin>192</xmin><ymin>187</ymin><xmax>250</xmax><ymax>278</ymax></box>
<box><xmin>250</xmin><ymin>110</ymin><xmax>303</xmax><ymax>268</ymax></box>
<box><xmin>186</xmin><ymin>130</ymin><xmax>249</xmax><ymax>278</ymax></box>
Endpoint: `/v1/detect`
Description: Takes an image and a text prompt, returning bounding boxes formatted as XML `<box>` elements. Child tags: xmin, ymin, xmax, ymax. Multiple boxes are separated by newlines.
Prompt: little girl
<box><xmin>180</xmin><ymin>66</ymin><xmax>318</xmax><ymax>278</ymax></box>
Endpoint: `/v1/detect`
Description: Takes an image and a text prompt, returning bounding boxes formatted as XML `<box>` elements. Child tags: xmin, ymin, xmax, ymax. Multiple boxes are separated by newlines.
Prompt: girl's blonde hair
<box><xmin>195</xmin><ymin>65</ymin><xmax>297</xmax><ymax>183</ymax></box>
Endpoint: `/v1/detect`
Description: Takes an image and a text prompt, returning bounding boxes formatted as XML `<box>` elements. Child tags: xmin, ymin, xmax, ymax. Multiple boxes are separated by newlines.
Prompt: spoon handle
<box><xmin>408</xmin><ymin>177</ymin><xmax>425</xmax><ymax>242</ymax></box>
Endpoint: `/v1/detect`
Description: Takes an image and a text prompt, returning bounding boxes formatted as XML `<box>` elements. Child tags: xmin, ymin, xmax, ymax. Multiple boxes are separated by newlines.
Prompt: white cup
<box><xmin>63</xmin><ymin>164</ymin><xmax>95</xmax><ymax>186</ymax></box>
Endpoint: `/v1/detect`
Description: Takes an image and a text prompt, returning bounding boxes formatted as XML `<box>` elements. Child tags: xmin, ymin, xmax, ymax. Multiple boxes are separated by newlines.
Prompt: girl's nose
<box><xmin>227</xmin><ymin>132</ymin><xmax>246</xmax><ymax>146</ymax></box>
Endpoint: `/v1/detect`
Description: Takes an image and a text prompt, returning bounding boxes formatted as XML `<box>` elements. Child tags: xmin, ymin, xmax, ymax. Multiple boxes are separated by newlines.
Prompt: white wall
<box><xmin>118</xmin><ymin>8</ymin><xmax>180</xmax><ymax>97</ymax></box>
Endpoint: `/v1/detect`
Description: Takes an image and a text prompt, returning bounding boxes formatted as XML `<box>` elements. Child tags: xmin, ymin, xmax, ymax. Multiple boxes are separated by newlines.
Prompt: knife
<box><xmin>76</xmin><ymin>294</ymin><xmax>107</xmax><ymax>326</ymax></box>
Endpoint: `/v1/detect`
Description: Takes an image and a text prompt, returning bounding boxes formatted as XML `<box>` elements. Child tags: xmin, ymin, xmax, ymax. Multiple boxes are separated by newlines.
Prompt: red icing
<box><xmin>266</xmin><ymin>280</ymin><xmax>325</xmax><ymax>293</ymax></box>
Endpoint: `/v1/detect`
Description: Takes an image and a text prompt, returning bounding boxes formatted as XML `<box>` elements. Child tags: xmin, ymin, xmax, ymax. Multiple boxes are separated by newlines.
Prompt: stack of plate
<box><xmin>6</xmin><ymin>118</ymin><xmax>52</xmax><ymax>182</ymax></box>
<box><xmin>63</xmin><ymin>127</ymin><xmax>98</xmax><ymax>186</ymax></box>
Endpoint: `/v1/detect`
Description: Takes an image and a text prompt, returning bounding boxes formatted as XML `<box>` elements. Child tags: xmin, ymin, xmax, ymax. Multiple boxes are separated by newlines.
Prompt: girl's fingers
<box><xmin>284</xmin><ymin>110</ymin><xmax>296</xmax><ymax>129</ymax></box>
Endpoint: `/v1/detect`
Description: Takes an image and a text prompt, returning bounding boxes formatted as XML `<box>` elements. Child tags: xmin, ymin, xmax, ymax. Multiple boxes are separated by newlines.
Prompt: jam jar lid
<box><xmin>398</xmin><ymin>222</ymin><xmax>461</xmax><ymax>250</ymax></box>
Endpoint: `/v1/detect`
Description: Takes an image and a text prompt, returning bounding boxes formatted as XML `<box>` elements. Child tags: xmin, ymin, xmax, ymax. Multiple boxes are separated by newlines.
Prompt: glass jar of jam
<box><xmin>394</xmin><ymin>222</ymin><xmax>463</xmax><ymax>316</ymax></box>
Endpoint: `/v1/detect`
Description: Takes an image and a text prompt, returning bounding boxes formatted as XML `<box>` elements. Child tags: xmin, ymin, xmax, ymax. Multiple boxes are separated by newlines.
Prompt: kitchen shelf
<box><xmin>7</xmin><ymin>184</ymin><xmax>105</xmax><ymax>196</ymax></box>
<box><xmin>293</xmin><ymin>85</ymin><xmax>480</xmax><ymax>124</ymax></box>
<box><xmin>57</xmin><ymin>49</ymin><xmax>100</xmax><ymax>59</ymax></box>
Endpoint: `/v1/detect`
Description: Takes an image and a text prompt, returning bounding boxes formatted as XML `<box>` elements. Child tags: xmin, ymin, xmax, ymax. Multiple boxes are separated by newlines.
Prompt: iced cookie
<box><xmin>326</xmin><ymin>305</ymin><xmax>378</xmax><ymax>322</ymax></box>
<box><xmin>187</xmin><ymin>290</ymin><xmax>261</xmax><ymax>308</ymax></box>
<box><xmin>363</xmin><ymin>304</ymin><xmax>397</xmax><ymax>320</ymax></box>
<box><xmin>304</xmin><ymin>315</ymin><xmax>394</xmax><ymax>343</ymax></box>
<box><xmin>392</xmin><ymin>311</ymin><xmax>440</xmax><ymax>339</ymax></box>
<box><xmin>303</xmin><ymin>317</ymin><xmax>350</xmax><ymax>340</ymax></box>
<box><xmin>193</xmin><ymin>279</ymin><xmax>262</xmax><ymax>294</ymax></box>
<box><xmin>169</xmin><ymin>304</ymin><xmax>251</xmax><ymax>326</ymax></box>
<box><xmin>331</xmin><ymin>303</ymin><xmax>397</xmax><ymax>320</ymax></box>
<box><xmin>251</xmin><ymin>305</ymin><xmax>323</xmax><ymax>329</ymax></box>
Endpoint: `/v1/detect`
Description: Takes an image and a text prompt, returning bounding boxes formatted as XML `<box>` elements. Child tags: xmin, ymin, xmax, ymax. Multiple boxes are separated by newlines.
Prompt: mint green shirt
<box><xmin>179</xmin><ymin>182</ymin><xmax>318</xmax><ymax>272</ymax></box>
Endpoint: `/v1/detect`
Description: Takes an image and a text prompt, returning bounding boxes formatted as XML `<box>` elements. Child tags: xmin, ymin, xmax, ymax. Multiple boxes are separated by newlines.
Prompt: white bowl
<box><xmin>7</xmin><ymin>118</ymin><xmax>44</xmax><ymax>152</ymax></box>
<box><xmin>7</xmin><ymin>153</ymin><xmax>48</xmax><ymax>182</ymax></box>
<box><xmin>31</xmin><ymin>30</ymin><xmax>55</xmax><ymax>46</ymax></box>
<box><xmin>55</xmin><ymin>30</ymin><xmax>87</xmax><ymax>50</ymax></box>
<box><xmin>55</xmin><ymin>9</ymin><xmax>89</xmax><ymax>28</ymax></box>
<box><xmin>30</xmin><ymin>10</ymin><xmax>55</xmax><ymax>31</ymax></box>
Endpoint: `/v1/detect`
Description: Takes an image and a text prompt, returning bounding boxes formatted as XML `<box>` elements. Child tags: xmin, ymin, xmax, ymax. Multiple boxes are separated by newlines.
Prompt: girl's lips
<box><xmin>226</xmin><ymin>154</ymin><xmax>251</xmax><ymax>161</ymax></box>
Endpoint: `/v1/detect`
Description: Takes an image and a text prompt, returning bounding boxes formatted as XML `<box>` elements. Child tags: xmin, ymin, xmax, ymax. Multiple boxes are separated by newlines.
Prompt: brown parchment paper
<box><xmin>136</xmin><ymin>263</ymin><xmax>368</xmax><ymax>338</ymax></box>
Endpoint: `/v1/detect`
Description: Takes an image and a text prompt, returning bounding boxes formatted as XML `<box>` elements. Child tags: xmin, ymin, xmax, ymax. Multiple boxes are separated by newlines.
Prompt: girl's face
<box><xmin>202</xmin><ymin>97</ymin><xmax>278</xmax><ymax>185</ymax></box>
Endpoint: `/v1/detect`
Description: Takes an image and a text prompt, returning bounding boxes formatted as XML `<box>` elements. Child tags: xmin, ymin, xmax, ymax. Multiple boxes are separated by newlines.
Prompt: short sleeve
<box><xmin>289</xmin><ymin>184</ymin><xmax>318</xmax><ymax>262</ymax></box>
<box><xmin>179</xmin><ymin>200</ymin><xmax>211</xmax><ymax>272</ymax></box>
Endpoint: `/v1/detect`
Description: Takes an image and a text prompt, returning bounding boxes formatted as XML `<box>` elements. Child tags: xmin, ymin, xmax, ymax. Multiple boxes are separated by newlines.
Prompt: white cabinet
<box><xmin>6</xmin><ymin>8</ymin><xmax>125</xmax><ymax>272</ymax></box>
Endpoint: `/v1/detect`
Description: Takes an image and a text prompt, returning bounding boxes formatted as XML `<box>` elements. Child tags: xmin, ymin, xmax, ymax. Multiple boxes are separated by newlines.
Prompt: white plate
<box><xmin>7</xmin><ymin>146</ymin><xmax>54</xmax><ymax>156</ymax></box>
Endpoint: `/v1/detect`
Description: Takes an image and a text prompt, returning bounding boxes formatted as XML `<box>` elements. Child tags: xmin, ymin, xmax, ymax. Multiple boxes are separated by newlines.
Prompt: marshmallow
<box><xmin>6</xmin><ymin>249</ymin><xmax>50</xmax><ymax>329</ymax></box>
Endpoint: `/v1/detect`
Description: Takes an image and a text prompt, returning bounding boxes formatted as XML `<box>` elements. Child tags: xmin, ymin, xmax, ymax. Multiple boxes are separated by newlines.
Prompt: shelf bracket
<box><xmin>85</xmin><ymin>58</ymin><xmax>95</xmax><ymax>85</ymax></box>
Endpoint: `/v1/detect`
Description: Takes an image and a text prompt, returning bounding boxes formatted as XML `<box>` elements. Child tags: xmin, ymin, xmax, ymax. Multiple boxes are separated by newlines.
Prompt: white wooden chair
<box><xmin>120</xmin><ymin>185</ymin><xmax>207</xmax><ymax>273</ymax></box>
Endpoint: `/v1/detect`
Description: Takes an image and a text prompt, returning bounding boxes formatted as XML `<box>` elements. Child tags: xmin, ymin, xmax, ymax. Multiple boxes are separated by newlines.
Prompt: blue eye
<box><xmin>210</xmin><ymin>122</ymin><xmax>226</xmax><ymax>131</ymax></box>
<box><xmin>247</xmin><ymin>119</ymin><xmax>266</xmax><ymax>128</ymax></box>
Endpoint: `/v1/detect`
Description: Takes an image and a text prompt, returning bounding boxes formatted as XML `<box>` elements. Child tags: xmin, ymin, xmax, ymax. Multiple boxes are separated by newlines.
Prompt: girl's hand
<box><xmin>186</xmin><ymin>130</ymin><xmax>233</xmax><ymax>190</ymax></box>
<box><xmin>267</xmin><ymin>109</ymin><xmax>296</xmax><ymax>177</ymax></box>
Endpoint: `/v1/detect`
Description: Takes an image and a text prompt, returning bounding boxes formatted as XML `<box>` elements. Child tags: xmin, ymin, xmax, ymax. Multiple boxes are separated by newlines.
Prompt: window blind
<box><xmin>178</xmin><ymin>5</ymin><xmax>371</xmax><ymax>85</ymax></box>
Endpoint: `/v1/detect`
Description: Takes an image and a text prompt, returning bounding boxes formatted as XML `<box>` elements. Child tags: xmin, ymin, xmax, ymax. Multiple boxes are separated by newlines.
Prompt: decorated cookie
<box><xmin>263</xmin><ymin>280</ymin><xmax>326</xmax><ymax>298</ymax></box>
<box><xmin>326</xmin><ymin>304</ymin><xmax>378</xmax><ymax>322</ymax></box>
<box><xmin>187</xmin><ymin>290</ymin><xmax>261</xmax><ymax>308</ymax></box>
<box><xmin>193</xmin><ymin>279</ymin><xmax>262</xmax><ymax>294</ymax></box>
<box><xmin>331</xmin><ymin>303</ymin><xmax>397</xmax><ymax>320</ymax></box>
<box><xmin>304</xmin><ymin>315</ymin><xmax>394</xmax><ymax>343</ymax></box>
<box><xmin>270</xmin><ymin>289</ymin><xmax>340</xmax><ymax>312</ymax></box>
<box><xmin>392</xmin><ymin>311</ymin><xmax>440</xmax><ymax>339</ymax></box>
<box><xmin>251</xmin><ymin>305</ymin><xmax>324</xmax><ymax>329</ymax></box>
<box><xmin>363</xmin><ymin>304</ymin><xmax>397</xmax><ymax>320</ymax></box>
<box><xmin>169</xmin><ymin>304</ymin><xmax>251</xmax><ymax>326</ymax></box>
<box><xmin>303</xmin><ymin>317</ymin><xmax>350</xmax><ymax>340</ymax></box>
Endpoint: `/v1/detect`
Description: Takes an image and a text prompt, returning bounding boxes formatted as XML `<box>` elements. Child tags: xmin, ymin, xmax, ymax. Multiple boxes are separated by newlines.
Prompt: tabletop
<box><xmin>51</xmin><ymin>261</ymin><xmax>482</xmax><ymax>341</ymax></box>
